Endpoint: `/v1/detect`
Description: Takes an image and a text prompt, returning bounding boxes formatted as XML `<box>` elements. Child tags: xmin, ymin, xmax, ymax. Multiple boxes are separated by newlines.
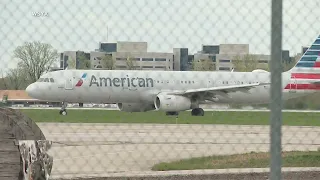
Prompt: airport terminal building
<box><xmin>60</xmin><ymin>41</ymin><xmax>179</xmax><ymax>71</ymax></box>
<box><xmin>59</xmin><ymin>41</ymin><xmax>293</xmax><ymax>72</ymax></box>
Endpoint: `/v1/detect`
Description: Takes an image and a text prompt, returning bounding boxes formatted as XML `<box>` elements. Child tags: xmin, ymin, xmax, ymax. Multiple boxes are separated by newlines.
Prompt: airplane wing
<box><xmin>167</xmin><ymin>82</ymin><xmax>270</xmax><ymax>97</ymax></box>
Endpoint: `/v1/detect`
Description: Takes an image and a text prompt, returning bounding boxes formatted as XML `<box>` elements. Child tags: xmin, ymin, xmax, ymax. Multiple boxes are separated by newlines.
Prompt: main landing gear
<box><xmin>191</xmin><ymin>108</ymin><xmax>204</xmax><ymax>116</ymax></box>
<box><xmin>59</xmin><ymin>102</ymin><xmax>68</xmax><ymax>115</ymax></box>
<box><xmin>166</xmin><ymin>111</ymin><xmax>179</xmax><ymax>116</ymax></box>
<box><xmin>165</xmin><ymin>108</ymin><xmax>205</xmax><ymax>116</ymax></box>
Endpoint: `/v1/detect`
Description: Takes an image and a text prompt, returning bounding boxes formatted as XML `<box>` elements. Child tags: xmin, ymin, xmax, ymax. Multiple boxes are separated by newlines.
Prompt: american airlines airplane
<box><xmin>26</xmin><ymin>34</ymin><xmax>320</xmax><ymax>116</ymax></box>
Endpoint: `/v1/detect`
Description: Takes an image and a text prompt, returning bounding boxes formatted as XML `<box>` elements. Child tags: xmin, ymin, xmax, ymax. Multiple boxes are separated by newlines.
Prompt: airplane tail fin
<box><xmin>289</xmin><ymin>34</ymin><xmax>320</xmax><ymax>72</ymax></box>
<box><xmin>287</xmin><ymin>34</ymin><xmax>320</xmax><ymax>88</ymax></box>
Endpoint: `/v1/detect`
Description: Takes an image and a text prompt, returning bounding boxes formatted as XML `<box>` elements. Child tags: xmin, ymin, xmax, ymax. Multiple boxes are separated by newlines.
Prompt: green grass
<box><xmin>151</xmin><ymin>151</ymin><xmax>320</xmax><ymax>171</ymax></box>
<box><xmin>18</xmin><ymin>109</ymin><xmax>320</xmax><ymax>126</ymax></box>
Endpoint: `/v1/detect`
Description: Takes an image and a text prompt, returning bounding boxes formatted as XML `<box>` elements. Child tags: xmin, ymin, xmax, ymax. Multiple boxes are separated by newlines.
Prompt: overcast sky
<box><xmin>1</xmin><ymin>0</ymin><xmax>320</xmax><ymax>71</ymax></box>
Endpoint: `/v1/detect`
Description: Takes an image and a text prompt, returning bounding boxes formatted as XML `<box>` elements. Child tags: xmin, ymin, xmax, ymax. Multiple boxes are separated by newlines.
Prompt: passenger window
<box><xmin>44</xmin><ymin>78</ymin><xmax>49</xmax><ymax>82</ymax></box>
<box><xmin>37</xmin><ymin>78</ymin><xmax>43</xmax><ymax>82</ymax></box>
<box><xmin>50</xmin><ymin>78</ymin><xmax>54</xmax><ymax>82</ymax></box>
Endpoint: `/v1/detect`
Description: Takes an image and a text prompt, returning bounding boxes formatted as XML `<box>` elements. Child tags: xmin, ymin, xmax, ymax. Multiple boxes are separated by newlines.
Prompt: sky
<box><xmin>1</xmin><ymin>0</ymin><xmax>320</xmax><ymax>72</ymax></box>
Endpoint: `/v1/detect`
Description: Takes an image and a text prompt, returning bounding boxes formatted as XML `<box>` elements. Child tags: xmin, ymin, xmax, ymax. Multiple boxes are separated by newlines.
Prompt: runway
<box><xmin>37</xmin><ymin>123</ymin><xmax>320</xmax><ymax>178</ymax></box>
<box><xmin>12</xmin><ymin>106</ymin><xmax>320</xmax><ymax>112</ymax></box>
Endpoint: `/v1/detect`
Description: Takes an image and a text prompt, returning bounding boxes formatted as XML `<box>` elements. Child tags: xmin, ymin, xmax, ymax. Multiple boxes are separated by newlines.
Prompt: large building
<box><xmin>173</xmin><ymin>48</ymin><xmax>189</xmax><ymax>71</ymax></box>
<box><xmin>112</xmin><ymin>51</ymin><xmax>173</xmax><ymax>70</ymax></box>
<box><xmin>193</xmin><ymin>44</ymin><xmax>250</xmax><ymax>71</ymax></box>
<box><xmin>59</xmin><ymin>40</ymin><xmax>294</xmax><ymax>72</ymax></box>
<box><xmin>61</xmin><ymin>41</ymin><xmax>175</xmax><ymax>71</ymax></box>
<box><xmin>59</xmin><ymin>51</ymin><xmax>90</xmax><ymax>69</ymax></box>
<box><xmin>192</xmin><ymin>44</ymin><xmax>292</xmax><ymax>71</ymax></box>
<box><xmin>216</xmin><ymin>53</ymin><xmax>270</xmax><ymax>71</ymax></box>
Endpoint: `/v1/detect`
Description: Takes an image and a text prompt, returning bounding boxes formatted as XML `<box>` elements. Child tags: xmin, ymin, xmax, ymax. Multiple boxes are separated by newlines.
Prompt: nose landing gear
<box><xmin>59</xmin><ymin>102</ymin><xmax>68</xmax><ymax>115</ymax></box>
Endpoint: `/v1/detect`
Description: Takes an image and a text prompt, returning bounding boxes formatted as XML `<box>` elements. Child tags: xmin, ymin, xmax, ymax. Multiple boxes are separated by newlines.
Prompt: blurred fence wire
<box><xmin>1</xmin><ymin>0</ymin><xmax>320</xmax><ymax>180</ymax></box>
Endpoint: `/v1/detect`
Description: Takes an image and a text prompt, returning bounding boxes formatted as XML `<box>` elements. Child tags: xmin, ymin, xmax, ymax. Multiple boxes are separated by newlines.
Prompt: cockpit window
<box><xmin>37</xmin><ymin>77</ymin><xmax>54</xmax><ymax>83</ymax></box>
<box><xmin>37</xmin><ymin>78</ymin><xmax>44</xmax><ymax>82</ymax></box>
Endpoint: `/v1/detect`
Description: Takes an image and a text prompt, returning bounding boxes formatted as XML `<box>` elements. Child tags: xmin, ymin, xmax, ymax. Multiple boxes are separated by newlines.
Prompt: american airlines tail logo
<box><xmin>75</xmin><ymin>73</ymin><xmax>87</xmax><ymax>87</ymax></box>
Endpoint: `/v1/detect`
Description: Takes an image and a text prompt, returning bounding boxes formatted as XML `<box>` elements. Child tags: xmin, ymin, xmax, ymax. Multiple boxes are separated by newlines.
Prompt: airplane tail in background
<box><xmin>286</xmin><ymin>34</ymin><xmax>320</xmax><ymax>91</ymax></box>
<box><xmin>289</xmin><ymin>34</ymin><xmax>320</xmax><ymax>73</ymax></box>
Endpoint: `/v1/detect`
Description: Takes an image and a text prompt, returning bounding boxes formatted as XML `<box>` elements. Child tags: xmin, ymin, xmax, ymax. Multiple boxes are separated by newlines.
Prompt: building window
<box><xmin>155</xmin><ymin>58</ymin><xmax>166</xmax><ymax>61</ymax></box>
<box><xmin>142</xmin><ymin>58</ymin><xmax>153</xmax><ymax>61</ymax></box>
<box><xmin>116</xmin><ymin>66</ymin><xmax>127</xmax><ymax>69</ymax></box>
<box><xmin>142</xmin><ymin>66</ymin><xmax>153</xmax><ymax>68</ymax></box>
<box><xmin>93</xmin><ymin>57</ymin><xmax>102</xmax><ymax>61</ymax></box>
<box><xmin>155</xmin><ymin>66</ymin><xmax>165</xmax><ymax>69</ymax></box>
<box><xmin>219</xmin><ymin>59</ymin><xmax>231</xmax><ymax>63</ymax></box>
<box><xmin>209</xmin><ymin>55</ymin><xmax>216</xmax><ymax>62</ymax></box>
<box><xmin>258</xmin><ymin>60</ymin><xmax>268</xmax><ymax>63</ymax></box>
<box><xmin>116</xmin><ymin>58</ymin><xmax>127</xmax><ymax>60</ymax></box>
<box><xmin>219</xmin><ymin>67</ymin><xmax>230</xmax><ymax>71</ymax></box>
<box><xmin>60</xmin><ymin>61</ymin><xmax>64</xmax><ymax>69</ymax></box>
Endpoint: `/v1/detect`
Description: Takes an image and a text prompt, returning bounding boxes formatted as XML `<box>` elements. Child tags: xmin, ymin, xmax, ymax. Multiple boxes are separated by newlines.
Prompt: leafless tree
<box><xmin>13</xmin><ymin>41</ymin><xmax>58</xmax><ymax>82</ymax></box>
<box><xmin>232</xmin><ymin>54</ymin><xmax>259</xmax><ymax>72</ymax></box>
<box><xmin>101</xmin><ymin>54</ymin><xmax>116</xmax><ymax>70</ymax></box>
<box><xmin>77</xmin><ymin>52</ymin><xmax>91</xmax><ymax>69</ymax></box>
<box><xmin>67</xmin><ymin>57</ymin><xmax>76</xmax><ymax>69</ymax></box>
<box><xmin>6</xmin><ymin>68</ymin><xmax>26</xmax><ymax>90</ymax></box>
<box><xmin>126</xmin><ymin>56</ymin><xmax>137</xmax><ymax>70</ymax></box>
<box><xmin>191</xmin><ymin>59</ymin><xmax>216</xmax><ymax>71</ymax></box>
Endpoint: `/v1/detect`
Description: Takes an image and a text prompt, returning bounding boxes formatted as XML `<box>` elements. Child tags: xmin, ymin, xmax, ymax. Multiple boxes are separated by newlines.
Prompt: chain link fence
<box><xmin>1</xmin><ymin>0</ymin><xmax>320</xmax><ymax>179</ymax></box>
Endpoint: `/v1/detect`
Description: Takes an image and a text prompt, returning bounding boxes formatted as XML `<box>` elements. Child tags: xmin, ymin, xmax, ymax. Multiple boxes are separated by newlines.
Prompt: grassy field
<box><xmin>152</xmin><ymin>151</ymin><xmax>320</xmax><ymax>171</ymax></box>
<box><xmin>17</xmin><ymin>109</ymin><xmax>320</xmax><ymax>126</ymax></box>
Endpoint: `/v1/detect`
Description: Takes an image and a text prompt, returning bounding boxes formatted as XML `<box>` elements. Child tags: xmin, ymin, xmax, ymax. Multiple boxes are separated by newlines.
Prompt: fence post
<box><xmin>270</xmin><ymin>0</ymin><xmax>283</xmax><ymax>179</ymax></box>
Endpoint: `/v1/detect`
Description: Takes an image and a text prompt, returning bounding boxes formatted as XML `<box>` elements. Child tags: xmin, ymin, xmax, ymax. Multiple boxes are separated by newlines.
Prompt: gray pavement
<box><xmin>36</xmin><ymin>123</ymin><xmax>320</xmax><ymax>179</ymax></box>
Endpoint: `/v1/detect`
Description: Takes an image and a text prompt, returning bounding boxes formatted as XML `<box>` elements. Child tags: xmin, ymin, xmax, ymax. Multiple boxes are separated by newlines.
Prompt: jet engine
<box><xmin>117</xmin><ymin>103</ymin><xmax>156</xmax><ymax>112</ymax></box>
<box><xmin>154</xmin><ymin>93</ymin><xmax>192</xmax><ymax>112</ymax></box>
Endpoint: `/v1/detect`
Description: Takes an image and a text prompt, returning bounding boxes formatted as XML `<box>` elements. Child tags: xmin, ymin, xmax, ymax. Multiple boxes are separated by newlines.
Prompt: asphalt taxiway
<box><xmin>36</xmin><ymin>123</ymin><xmax>320</xmax><ymax>179</ymax></box>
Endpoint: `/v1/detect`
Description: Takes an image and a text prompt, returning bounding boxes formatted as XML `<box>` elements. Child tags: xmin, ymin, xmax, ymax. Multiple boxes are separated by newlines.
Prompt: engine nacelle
<box><xmin>117</xmin><ymin>103</ymin><xmax>155</xmax><ymax>112</ymax></box>
<box><xmin>154</xmin><ymin>93</ymin><xmax>192</xmax><ymax>111</ymax></box>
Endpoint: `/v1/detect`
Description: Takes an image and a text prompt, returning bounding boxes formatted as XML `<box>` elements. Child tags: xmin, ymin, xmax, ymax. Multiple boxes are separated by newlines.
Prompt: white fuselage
<box><xmin>26</xmin><ymin>69</ymin><xmax>313</xmax><ymax>106</ymax></box>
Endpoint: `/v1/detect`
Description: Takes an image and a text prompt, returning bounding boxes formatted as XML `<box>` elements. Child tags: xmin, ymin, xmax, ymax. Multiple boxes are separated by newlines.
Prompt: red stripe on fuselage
<box><xmin>314</xmin><ymin>62</ymin><xmax>320</xmax><ymax>67</ymax></box>
<box><xmin>284</xmin><ymin>83</ymin><xmax>320</xmax><ymax>90</ymax></box>
<box><xmin>291</xmin><ymin>73</ymin><xmax>320</xmax><ymax>79</ymax></box>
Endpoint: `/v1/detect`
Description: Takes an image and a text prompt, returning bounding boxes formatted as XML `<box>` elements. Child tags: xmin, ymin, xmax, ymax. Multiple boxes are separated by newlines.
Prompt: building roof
<box><xmin>0</xmin><ymin>90</ymin><xmax>38</xmax><ymax>101</ymax></box>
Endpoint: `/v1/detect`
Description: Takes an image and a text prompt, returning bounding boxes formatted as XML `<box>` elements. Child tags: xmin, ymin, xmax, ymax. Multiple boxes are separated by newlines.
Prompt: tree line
<box><xmin>67</xmin><ymin>52</ymin><xmax>139</xmax><ymax>70</ymax></box>
<box><xmin>190</xmin><ymin>53</ymin><xmax>300</xmax><ymax>72</ymax></box>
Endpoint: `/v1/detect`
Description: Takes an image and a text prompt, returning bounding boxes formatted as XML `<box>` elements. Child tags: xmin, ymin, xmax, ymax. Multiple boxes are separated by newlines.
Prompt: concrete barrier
<box><xmin>0</xmin><ymin>107</ymin><xmax>53</xmax><ymax>180</ymax></box>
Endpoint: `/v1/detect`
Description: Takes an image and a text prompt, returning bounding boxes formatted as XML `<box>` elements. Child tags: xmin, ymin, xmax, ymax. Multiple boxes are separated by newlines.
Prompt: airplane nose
<box><xmin>26</xmin><ymin>83</ymin><xmax>36</xmax><ymax>97</ymax></box>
